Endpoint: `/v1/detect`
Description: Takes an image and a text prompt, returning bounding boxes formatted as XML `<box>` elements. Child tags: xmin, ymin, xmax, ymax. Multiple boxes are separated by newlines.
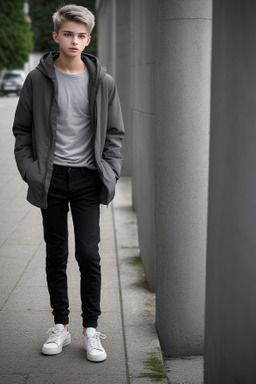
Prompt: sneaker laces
<box><xmin>45</xmin><ymin>327</ymin><xmax>65</xmax><ymax>344</ymax></box>
<box><xmin>88</xmin><ymin>332</ymin><xmax>106</xmax><ymax>351</ymax></box>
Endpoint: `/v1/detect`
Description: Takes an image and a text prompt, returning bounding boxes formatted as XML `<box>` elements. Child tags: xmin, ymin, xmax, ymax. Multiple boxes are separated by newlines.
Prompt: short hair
<box><xmin>53</xmin><ymin>4</ymin><xmax>95</xmax><ymax>34</ymax></box>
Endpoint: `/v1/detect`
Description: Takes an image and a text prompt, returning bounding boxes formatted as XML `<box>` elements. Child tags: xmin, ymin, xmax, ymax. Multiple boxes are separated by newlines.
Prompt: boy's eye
<box><xmin>63</xmin><ymin>33</ymin><xmax>86</xmax><ymax>38</ymax></box>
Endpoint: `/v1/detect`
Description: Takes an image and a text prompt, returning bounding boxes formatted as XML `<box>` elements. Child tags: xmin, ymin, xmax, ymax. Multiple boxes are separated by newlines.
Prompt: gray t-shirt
<box><xmin>54</xmin><ymin>66</ymin><xmax>96</xmax><ymax>169</ymax></box>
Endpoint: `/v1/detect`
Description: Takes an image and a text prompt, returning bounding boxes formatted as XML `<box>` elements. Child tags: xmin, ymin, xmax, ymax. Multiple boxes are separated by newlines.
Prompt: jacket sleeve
<box><xmin>103</xmin><ymin>76</ymin><xmax>125</xmax><ymax>179</ymax></box>
<box><xmin>12</xmin><ymin>75</ymin><xmax>34</xmax><ymax>181</ymax></box>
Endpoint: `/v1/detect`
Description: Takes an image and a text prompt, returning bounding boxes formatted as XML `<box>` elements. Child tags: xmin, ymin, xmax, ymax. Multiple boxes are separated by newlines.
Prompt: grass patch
<box><xmin>144</xmin><ymin>309</ymin><xmax>152</xmax><ymax>316</ymax></box>
<box><xmin>140</xmin><ymin>352</ymin><xmax>167</xmax><ymax>382</ymax></box>
<box><xmin>144</xmin><ymin>298</ymin><xmax>155</xmax><ymax>316</ymax></box>
<box><xmin>128</xmin><ymin>256</ymin><xmax>149</xmax><ymax>290</ymax></box>
<box><xmin>145</xmin><ymin>298</ymin><xmax>154</xmax><ymax>308</ymax></box>
<box><xmin>128</xmin><ymin>255</ymin><xmax>142</xmax><ymax>266</ymax></box>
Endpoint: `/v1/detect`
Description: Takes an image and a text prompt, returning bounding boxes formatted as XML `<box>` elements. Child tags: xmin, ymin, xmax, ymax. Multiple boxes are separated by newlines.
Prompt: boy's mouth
<box><xmin>70</xmin><ymin>48</ymin><xmax>79</xmax><ymax>52</ymax></box>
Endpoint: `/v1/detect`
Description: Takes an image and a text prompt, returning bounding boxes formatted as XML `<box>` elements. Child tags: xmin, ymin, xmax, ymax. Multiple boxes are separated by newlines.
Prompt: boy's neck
<box><xmin>54</xmin><ymin>54</ymin><xmax>85</xmax><ymax>75</ymax></box>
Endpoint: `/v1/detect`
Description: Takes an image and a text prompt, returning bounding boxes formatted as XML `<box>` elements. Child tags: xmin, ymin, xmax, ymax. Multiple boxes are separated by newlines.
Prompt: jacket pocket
<box><xmin>25</xmin><ymin>160</ymin><xmax>44</xmax><ymax>207</ymax></box>
<box><xmin>100</xmin><ymin>159</ymin><xmax>117</xmax><ymax>205</ymax></box>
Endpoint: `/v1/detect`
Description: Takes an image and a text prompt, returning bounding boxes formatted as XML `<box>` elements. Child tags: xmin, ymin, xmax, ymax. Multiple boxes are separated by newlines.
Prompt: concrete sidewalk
<box><xmin>0</xmin><ymin>97</ymin><xmax>168</xmax><ymax>384</ymax></box>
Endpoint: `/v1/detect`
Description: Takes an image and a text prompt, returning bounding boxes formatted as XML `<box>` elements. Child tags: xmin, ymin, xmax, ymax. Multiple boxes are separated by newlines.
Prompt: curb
<box><xmin>113</xmin><ymin>178</ymin><xmax>169</xmax><ymax>383</ymax></box>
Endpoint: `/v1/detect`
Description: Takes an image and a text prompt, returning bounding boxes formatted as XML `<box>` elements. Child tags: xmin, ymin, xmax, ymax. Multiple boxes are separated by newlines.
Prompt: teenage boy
<box><xmin>12</xmin><ymin>4</ymin><xmax>124</xmax><ymax>362</ymax></box>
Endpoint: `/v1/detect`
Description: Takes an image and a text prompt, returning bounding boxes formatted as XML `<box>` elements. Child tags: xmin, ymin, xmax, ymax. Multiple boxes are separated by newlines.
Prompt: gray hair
<box><xmin>53</xmin><ymin>4</ymin><xmax>95</xmax><ymax>34</ymax></box>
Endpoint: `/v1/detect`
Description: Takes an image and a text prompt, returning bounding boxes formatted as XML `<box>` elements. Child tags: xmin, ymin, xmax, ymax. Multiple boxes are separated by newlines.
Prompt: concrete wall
<box><xmin>96</xmin><ymin>0</ymin><xmax>212</xmax><ymax>356</ymax></box>
<box><xmin>155</xmin><ymin>0</ymin><xmax>212</xmax><ymax>356</ymax></box>
<box><xmin>96</xmin><ymin>0</ymin><xmax>157</xmax><ymax>290</ymax></box>
<box><xmin>205</xmin><ymin>1</ymin><xmax>256</xmax><ymax>382</ymax></box>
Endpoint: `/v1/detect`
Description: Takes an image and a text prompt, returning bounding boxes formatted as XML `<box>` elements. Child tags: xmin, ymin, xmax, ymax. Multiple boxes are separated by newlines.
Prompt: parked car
<box><xmin>0</xmin><ymin>70</ymin><xmax>26</xmax><ymax>96</ymax></box>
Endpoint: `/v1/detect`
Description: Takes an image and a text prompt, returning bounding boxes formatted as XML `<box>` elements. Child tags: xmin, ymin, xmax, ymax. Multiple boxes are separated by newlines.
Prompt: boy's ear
<box><xmin>52</xmin><ymin>32</ymin><xmax>59</xmax><ymax>44</ymax></box>
<box><xmin>85</xmin><ymin>35</ymin><xmax>91</xmax><ymax>47</ymax></box>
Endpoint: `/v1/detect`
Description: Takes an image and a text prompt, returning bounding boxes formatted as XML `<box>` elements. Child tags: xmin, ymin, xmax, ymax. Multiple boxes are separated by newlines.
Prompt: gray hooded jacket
<box><xmin>13</xmin><ymin>52</ymin><xmax>124</xmax><ymax>208</ymax></box>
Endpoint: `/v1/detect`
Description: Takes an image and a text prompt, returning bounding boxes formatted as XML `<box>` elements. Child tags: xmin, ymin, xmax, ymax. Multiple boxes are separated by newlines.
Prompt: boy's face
<box><xmin>52</xmin><ymin>20</ymin><xmax>91</xmax><ymax>57</ymax></box>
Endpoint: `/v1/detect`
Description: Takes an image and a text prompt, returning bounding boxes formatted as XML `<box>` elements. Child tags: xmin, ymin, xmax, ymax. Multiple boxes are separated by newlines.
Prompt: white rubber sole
<box><xmin>41</xmin><ymin>337</ymin><xmax>71</xmax><ymax>355</ymax></box>
<box><xmin>86</xmin><ymin>350</ymin><xmax>107</xmax><ymax>362</ymax></box>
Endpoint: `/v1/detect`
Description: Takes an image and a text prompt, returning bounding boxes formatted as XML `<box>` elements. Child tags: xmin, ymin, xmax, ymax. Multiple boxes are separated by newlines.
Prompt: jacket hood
<box><xmin>36</xmin><ymin>51</ymin><xmax>106</xmax><ymax>88</ymax></box>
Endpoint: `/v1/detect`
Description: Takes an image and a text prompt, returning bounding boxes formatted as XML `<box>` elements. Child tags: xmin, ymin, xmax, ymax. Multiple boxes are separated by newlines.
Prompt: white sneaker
<box><xmin>84</xmin><ymin>328</ymin><xmax>107</xmax><ymax>362</ymax></box>
<box><xmin>42</xmin><ymin>324</ymin><xmax>71</xmax><ymax>355</ymax></box>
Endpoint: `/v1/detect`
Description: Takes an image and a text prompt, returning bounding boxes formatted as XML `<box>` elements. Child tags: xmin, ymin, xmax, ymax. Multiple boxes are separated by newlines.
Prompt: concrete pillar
<box><xmin>115</xmin><ymin>0</ymin><xmax>131</xmax><ymax>176</ymax></box>
<box><xmin>205</xmin><ymin>1</ymin><xmax>256</xmax><ymax>382</ymax></box>
<box><xmin>96</xmin><ymin>0</ymin><xmax>131</xmax><ymax>176</ymax></box>
<box><xmin>95</xmin><ymin>0</ymin><xmax>116</xmax><ymax>77</ymax></box>
<box><xmin>130</xmin><ymin>0</ymin><xmax>157</xmax><ymax>290</ymax></box>
<box><xmin>155</xmin><ymin>0</ymin><xmax>212</xmax><ymax>356</ymax></box>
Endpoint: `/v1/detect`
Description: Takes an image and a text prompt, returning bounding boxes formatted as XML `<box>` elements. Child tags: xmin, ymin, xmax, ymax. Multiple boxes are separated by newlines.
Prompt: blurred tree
<box><xmin>0</xmin><ymin>0</ymin><xmax>33</xmax><ymax>70</ymax></box>
<box><xmin>28</xmin><ymin>0</ymin><xmax>97</xmax><ymax>55</ymax></box>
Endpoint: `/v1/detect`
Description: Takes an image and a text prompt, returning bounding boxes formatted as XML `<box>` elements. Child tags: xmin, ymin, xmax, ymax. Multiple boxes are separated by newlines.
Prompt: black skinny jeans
<box><xmin>41</xmin><ymin>165</ymin><xmax>102</xmax><ymax>328</ymax></box>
